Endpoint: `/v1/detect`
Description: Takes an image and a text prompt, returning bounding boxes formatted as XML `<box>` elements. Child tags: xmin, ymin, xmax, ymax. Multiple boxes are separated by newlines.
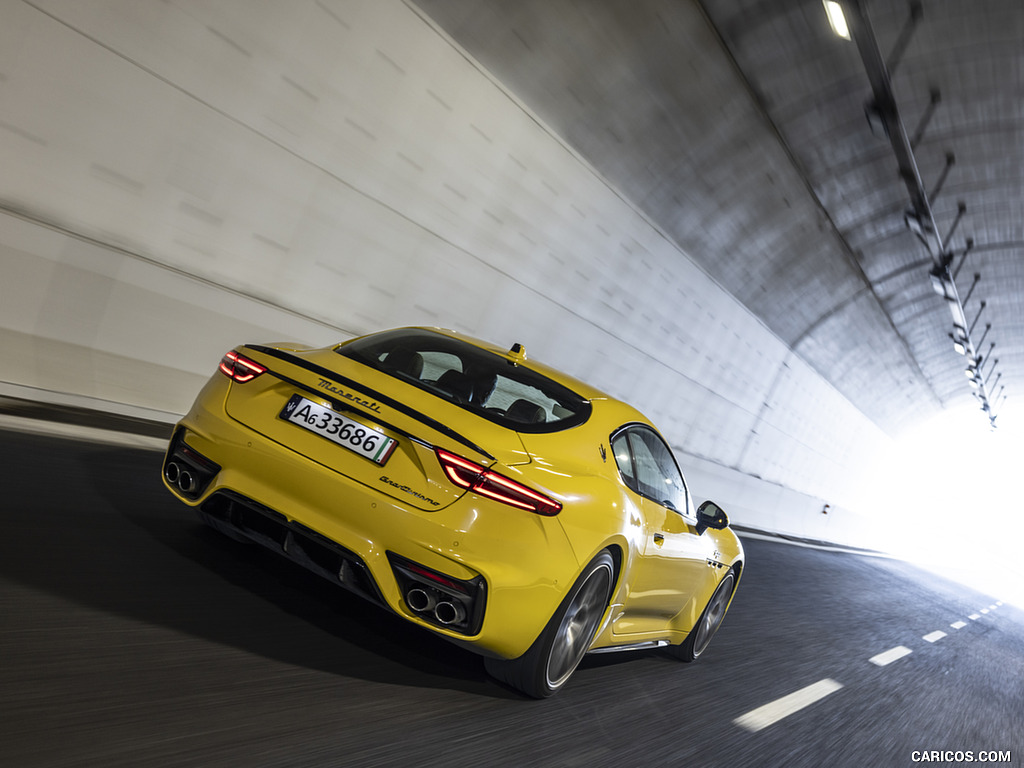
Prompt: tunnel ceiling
<box><xmin>411</xmin><ymin>0</ymin><xmax>1023</xmax><ymax>436</ymax></box>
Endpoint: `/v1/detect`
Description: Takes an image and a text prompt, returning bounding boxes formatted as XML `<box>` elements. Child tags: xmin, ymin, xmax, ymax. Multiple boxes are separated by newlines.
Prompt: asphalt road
<box><xmin>1</xmin><ymin>427</ymin><xmax>1021</xmax><ymax>768</ymax></box>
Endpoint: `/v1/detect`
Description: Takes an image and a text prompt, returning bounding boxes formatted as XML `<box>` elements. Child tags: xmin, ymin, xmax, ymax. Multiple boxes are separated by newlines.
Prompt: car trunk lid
<box><xmin>221</xmin><ymin>345</ymin><xmax>529</xmax><ymax>511</ymax></box>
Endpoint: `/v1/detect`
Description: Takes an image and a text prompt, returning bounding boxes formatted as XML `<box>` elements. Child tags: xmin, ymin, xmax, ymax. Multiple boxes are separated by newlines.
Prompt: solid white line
<box><xmin>733</xmin><ymin>679</ymin><xmax>844</xmax><ymax>733</ymax></box>
<box><xmin>951</xmin><ymin>621</ymin><xmax>967</xmax><ymax>629</ymax></box>
<box><xmin>870</xmin><ymin>646</ymin><xmax>912</xmax><ymax>666</ymax></box>
<box><xmin>923</xmin><ymin>631</ymin><xmax>946</xmax><ymax>643</ymax></box>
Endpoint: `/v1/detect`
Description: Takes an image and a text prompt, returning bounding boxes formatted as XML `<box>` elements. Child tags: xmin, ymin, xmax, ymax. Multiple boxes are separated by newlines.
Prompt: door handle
<box><xmin>653</xmin><ymin>533</ymin><xmax>665</xmax><ymax>545</ymax></box>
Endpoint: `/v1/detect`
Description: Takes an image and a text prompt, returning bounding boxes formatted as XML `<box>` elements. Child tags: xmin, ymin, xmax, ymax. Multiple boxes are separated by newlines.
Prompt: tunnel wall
<box><xmin>0</xmin><ymin>0</ymin><xmax>889</xmax><ymax>548</ymax></box>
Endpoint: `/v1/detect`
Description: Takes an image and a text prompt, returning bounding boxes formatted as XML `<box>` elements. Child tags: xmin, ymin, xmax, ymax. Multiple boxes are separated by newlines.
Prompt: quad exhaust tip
<box><xmin>434</xmin><ymin>600</ymin><xmax>466</xmax><ymax>625</ymax></box>
<box><xmin>165</xmin><ymin>461</ymin><xmax>197</xmax><ymax>494</ymax></box>
<box><xmin>406</xmin><ymin>587</ymin><xmax>467</xmax><ymax>626</ymax></box>
<box><xmin>406</xmin><ymin>587</ymin><xmax>436</xmax><ymax>613</ymax></box>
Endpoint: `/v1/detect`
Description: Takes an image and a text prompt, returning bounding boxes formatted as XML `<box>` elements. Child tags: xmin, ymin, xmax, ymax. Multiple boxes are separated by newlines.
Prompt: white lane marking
<box><xmin>996</xmin><ymin>601</ymin><xmax>1003</xmax><ymax>606</ymax></box>
<box><xmin>870</xmin><ymin>646</ymin><xmax>912</xmax><ymax>666</ymax></box>
<box><xmin>990</xmin><ymin>604</ymin><xmax>999</xmax><ymax>610</ymax></box>
<box><xmin>733</xmin><ymin>679</ymin><xmax>844</xmax><ymax>733</ymax></box>
<box><xmin>735</xmin><ymin>601</ymin><xmax>1003</xmax><ymax>736</ymax></box>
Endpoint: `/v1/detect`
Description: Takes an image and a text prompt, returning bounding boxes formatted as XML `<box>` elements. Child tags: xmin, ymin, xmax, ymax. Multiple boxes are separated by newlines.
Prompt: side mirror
<box><xmin>695</xmin><ymin>500</ymin><xmax>729</xmax><ymax>535</ymax></box>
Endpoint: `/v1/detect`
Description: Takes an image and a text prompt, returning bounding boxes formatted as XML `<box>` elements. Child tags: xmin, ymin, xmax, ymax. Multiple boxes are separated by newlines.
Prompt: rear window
<box><xmin>336</xmin><ymin>329</ymin><xmax>591</xmax><ymax>433</ymax></box>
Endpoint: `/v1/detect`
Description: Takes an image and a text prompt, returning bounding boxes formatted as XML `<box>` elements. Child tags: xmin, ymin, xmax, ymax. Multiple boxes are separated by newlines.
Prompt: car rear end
<box><xmin>162</xmin><ymin>328</ymin><xmax>598</xmax><ymax>659</ymax></box>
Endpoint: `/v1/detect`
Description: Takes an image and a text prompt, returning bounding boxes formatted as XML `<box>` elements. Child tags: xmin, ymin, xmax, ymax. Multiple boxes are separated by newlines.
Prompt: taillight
<box><xmin>218</xmin><ymin>350</ymin><xmax>266</xmax><ymax>383</ymax></box>
<box><xmin>402</xmin><ymin>561</ymin><xmax>468</xmax><ymax>594</ymax></box>
<box><xmin>436</xmin><ymin>449</ymin><xmax>562</xmax><ymax>516</ymax></box>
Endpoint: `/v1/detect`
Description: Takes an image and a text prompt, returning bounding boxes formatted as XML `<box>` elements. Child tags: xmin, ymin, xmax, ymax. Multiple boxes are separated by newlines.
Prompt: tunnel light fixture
<box><xmin>928</xmin><ymin>263</ymin><xmax>955</xmax><ymax>301</ymax></box>
<box><xmin>950</xmin><ymin>324</ymin><xmax>968</xmax><ymax>355</ymax></box>
<box><xmin>823</xmin><ymin>1</ymin><xmax>851</xmax><ymax>40</ymax></box>
<box><xmin>842</xmin><ymin>0</ymin><xmax>1006</xmax><ymax>428</ymax></box>
<box><xmin>908</xmin><ymin>208</ymin><xmax>929</xmax><ymax>241</ymax></box>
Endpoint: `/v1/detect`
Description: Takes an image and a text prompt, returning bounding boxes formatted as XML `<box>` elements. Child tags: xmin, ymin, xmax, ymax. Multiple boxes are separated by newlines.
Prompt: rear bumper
<box><xmin>195</xmin><ymin>488</ymin><xmax>487</xmax><ymax>636</ymax></box>
<box><xmin>161</xmin><ymin>384</ymin><xmax>581</xmax><ymax>659</ymax></box>
<box><xmin>198</xmin><ymin>488</ymin><xmax>389</xmax><ymax>608</ymax></box>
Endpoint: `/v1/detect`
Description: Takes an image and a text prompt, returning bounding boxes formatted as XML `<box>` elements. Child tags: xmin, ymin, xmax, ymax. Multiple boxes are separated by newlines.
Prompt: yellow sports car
<box><xmin>162</xmin><ymin>327</ymin><xmax>743</xmax><ymax>697</ymax></box>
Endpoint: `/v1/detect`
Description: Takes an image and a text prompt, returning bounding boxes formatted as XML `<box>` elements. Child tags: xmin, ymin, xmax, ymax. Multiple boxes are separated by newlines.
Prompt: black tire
<box><xmin>485</xmin><ymin>550</ymin><xmax>614</xmax><ymax>698</ymax></box>
<box><xmin>668</xmin><ymin>569</ymin><xmax>736</xmax><ymax>662</ymax></box>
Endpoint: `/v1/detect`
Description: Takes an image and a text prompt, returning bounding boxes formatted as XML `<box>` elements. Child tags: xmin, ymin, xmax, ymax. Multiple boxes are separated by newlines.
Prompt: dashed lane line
<box><xmin>734</xmin><ymin>604</ymin><xmax>1004</xmax><ymax>734</ymax></box>
<box><xmin>733</xmin><ymin>679</ymin><xmax>844</xmax><ymax>733</ymax></box>
<box><xmin>869</xmin><ymin>645</ymin><xmax>913</xmax><ymax>666</ymax></box>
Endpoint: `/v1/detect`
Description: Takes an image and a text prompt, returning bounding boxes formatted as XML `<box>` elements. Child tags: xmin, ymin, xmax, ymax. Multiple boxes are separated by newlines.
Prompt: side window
<box><xmin>613</xmin><ymin>427</ymin><xmax>689</xmax><ymax>513</ymax></box>
<box><xmin>611</xmin><ymin>432</ymin><xmax>636</xmax><ymax>490</ymax></box>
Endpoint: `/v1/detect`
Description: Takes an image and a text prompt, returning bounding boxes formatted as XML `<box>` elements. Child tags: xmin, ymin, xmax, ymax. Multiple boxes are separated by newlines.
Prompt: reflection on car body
<box><xmin>162</xmin><ymin>327</ymin><xmax>743</xmax><ymax>697</ymax></box>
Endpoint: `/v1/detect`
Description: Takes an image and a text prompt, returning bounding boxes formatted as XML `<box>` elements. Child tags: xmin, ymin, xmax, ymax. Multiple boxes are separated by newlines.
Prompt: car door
<box><xmin>610</xmin><ymin>426</ymin><xmax>718</xmax><ymax>637</ymax></box>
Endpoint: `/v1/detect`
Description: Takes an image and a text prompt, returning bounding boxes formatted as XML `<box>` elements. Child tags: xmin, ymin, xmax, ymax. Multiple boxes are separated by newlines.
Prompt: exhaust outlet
<box><xmin>407</xmin><ymin>588</ymin><xmax>436</xmax><ymax>613</ymax></box>
<box><xmin>434</xmin><ymin>600</ymin><xmax>466</xmax><ymax>626</ymax></box>
<box><xmin>163</xmin><ymin>433</ymin><xmax>220</xmax><ymax>498</ymax></box>
<box><xmin>177</xmin><ymin>469</ymin><xmax>196</xmax><ymax>494</ymax></box>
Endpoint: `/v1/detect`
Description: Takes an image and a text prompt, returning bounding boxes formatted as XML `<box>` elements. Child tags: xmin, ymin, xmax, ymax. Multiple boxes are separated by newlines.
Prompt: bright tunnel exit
<box><xmin>863</xmin><ymin>400</ymin><xmax>1024</xmax><ymax>608</ymax></box>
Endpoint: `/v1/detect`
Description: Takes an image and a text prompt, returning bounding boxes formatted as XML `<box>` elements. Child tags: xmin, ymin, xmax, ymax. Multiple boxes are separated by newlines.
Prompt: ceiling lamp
<box><xmin>840</xmin><ymin>0</ymin><xmax>1005</xmax><ymax>428</ymax></box>
<box><xmin>949</xmin><ymin>325</ymin><xmax>968</xmax><ymax>355</ymax></box>
<box><xmin>823</xmin><ymin>1</ymin><xmax>852</xmax><ymax>39</ymax></box>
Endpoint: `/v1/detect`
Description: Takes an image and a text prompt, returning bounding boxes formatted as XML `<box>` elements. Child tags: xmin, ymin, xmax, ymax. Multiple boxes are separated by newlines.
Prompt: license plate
<box><xmin>280</xmin><ymin>395</ymin><xmax>398</xmax><ymax>465</ymax></box>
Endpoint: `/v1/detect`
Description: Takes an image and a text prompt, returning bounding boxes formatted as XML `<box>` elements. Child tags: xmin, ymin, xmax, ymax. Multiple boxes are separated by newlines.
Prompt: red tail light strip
<box><xmin>218</xmin><ymin>351</ymin><xmax>267</xmax><ymax>383</ymax></box>
<box><xmin>403</xmin><ymin>561</ymin><xmax>468</xmax><ymax>593</ymax></box>
<box><xmin>435</xmin><ymin>449</ymin><xmax>561</xmax><ymax>516</ymax></box>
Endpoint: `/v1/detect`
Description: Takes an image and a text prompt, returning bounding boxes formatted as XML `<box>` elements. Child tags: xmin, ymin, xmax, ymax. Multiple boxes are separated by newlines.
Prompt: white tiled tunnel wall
<box><xmin>0</xmin><ymin>0</ymin><xmax>889</xmax><ymax>544</ymax></box>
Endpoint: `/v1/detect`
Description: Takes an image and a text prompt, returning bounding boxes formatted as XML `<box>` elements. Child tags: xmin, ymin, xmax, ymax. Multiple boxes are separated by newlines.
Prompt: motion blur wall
<box><xmin>0</xmin><ymin>0</ymin><xmax>890</xmax><ymax>547</ymax></box>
